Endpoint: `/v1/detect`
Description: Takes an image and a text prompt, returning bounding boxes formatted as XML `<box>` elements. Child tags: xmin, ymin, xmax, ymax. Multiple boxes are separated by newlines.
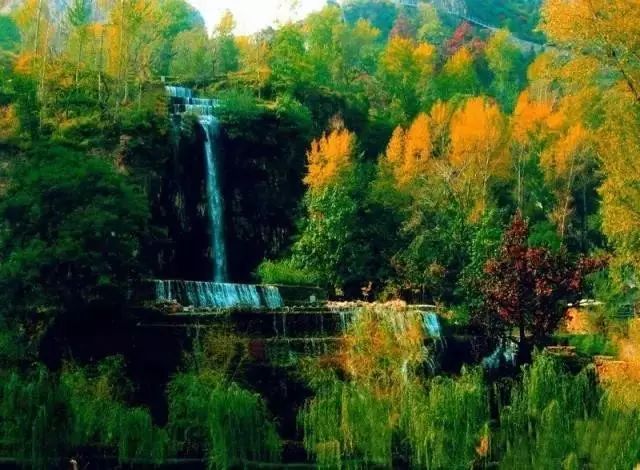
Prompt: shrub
<box><xmin>256</xmin><ymin>259</ymin><xmax>319</xmax><ymax>286</ymax></box>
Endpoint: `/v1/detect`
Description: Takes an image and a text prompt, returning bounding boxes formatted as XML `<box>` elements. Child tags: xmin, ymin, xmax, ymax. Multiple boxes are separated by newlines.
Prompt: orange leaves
<box><xmin>336</xmin><ymin>304</ymin><xmax>427</xmax><ymax>393</ymax></box>
<box><xmin>449</xmin><ymin>97</ymin><xmax>508</xmax><ymax>217</ymax></box>
<box><xmin>512</xmin><ymin>90</ymin><xmax>556</xmax><ymax>143</ymax></box>
<box><xmin>449</xmin><ymin>97</ymin><xmax>508</xmax><ymax>173</ymax></box>
<box><xmin>541</xmin><ymin>123</ymin><xmax>590</xmax><ymax>178</ymax></box>
<box><xmin>304</xmin><ymin>126</ymin><xmax>356</xmax><ymax>193</ymax></box>
<box><xmin>385</xmin><ymin>113</ymin><xmax>433</xmax><ymax>189</ymax></box>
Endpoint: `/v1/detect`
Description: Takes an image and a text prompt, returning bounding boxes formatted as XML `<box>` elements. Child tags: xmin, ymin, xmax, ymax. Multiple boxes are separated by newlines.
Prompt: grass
<box><xmin>256</xmin><ymin>259</ymin><xmax>319</xmax><ymax>286</ymax></box>
<box><xmin>555</xmin><ymin>333</ymin><xmax>617</xmax><ymax>357</ymax></box>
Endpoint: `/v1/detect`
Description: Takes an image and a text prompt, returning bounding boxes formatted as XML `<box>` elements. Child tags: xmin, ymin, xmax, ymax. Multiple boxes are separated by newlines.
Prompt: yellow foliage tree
<box><xmin>541</xmin><ymin>0</ymin><xmax>640</xmax><ymax>102</ymax></box>
<box><xmin>598</xmin><ymin>91</ymin><xmax>640</xmax><ymax>270</ymax></box>
<box><xmin>541</xmin><ymin>123</ymin><xmax>591</xmax><ymax>239</ymax></box>
<box><xmin>304</xmin><ymin>126</ymin><xmax>356</xmax><ymax>193</ymax></box>
<box><xmin>449</xmin><ymin>97</ymin><xmax>508</xmax><ymax>217</ymax></box>
<box><xmin>384</xmin><ymin>113</ymin><xmax>432</xmax><ymax>189</ymax></box>
<box><xmin>378</xmin><ymin>37</ymin><xmax>436</xmax><ymax>120</ymax></box>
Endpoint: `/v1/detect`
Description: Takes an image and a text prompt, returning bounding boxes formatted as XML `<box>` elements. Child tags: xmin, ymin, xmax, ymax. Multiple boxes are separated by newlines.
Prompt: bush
<box><xmin>256</xmin><ymin>259</ymin><xmax>319</xmax><ymax>286</ymax></box>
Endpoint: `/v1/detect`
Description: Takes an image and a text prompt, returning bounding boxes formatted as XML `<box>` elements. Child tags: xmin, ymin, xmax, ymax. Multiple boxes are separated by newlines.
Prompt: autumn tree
<box><xmin>294</xmin><ymin>125</ymin><xmax>380</xmax><ymax>292</ymax></box>
<box><xmin>541</xmin><ymin>0</ymin><xmax>640</xmax><ymax>103</ymax></box>
<box><xmin>598</xmin><ymin>92</ymin><xmax>640</xmax><ymax>272</ymax></box>
<box><xmin>377</xmin><ymin>36</ymin><xmax>436</xmax><ymax>122</ymax></box>
<box><xmin>540</xmin><ymin>123</ymin><xmax>592</xmax><ymax>241</ymax></box>
<box><xmin>437</xmin><ymin>47</ymin><xmax>479</xmax><ymax>100</ymax></box>
<box><xmin>449</xmin><ymin>96</ymin><xmax>509</xmax><ymax>218</ymax></box>
<box><xmin>477</xmin><ymin>213</ymin><xmax>591</xmax><ymax>360</ymax></box>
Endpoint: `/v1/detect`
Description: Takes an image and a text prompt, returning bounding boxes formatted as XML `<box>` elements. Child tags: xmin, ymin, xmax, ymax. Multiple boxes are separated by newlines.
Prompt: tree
<box><xmin>212</xmin><ymin>10</ymin><xmax>239</xmax><ymax>77</ymax></box>
<box><xmin>449</xmin><ymin>96</ymin><xmax>509</xmax><ymax>218</ymax></box>
<box><xmin>416</xmin><ymin>4</ymin><xmax>445</xmax><ymax>44</ymax></box>
<box><xmin>485</xmin><ymin>29</ymin><xmax>524</xmax><ymax>110</ymax></box>
<box><xmin>0</xmin><ymin>15</ymin><xmax>21</xmax><ymax>52</ymax></box>
<box><xmin>598</xmin><ymin>92</ymin><xmax>640</xmax><ymax>272</ymax></box>
<box><xmin>540</xmin><ymin>123</ymin><xmax>592</xmax><ymax>241</ymax></box>
<box><xmin>541</xmin><ymin>0</ymin><xmax>640</xmax><ymax>103</ymax></box>
<box><xmin>0</xmin><ymin>146</ymin><xmax>149</xmax><ymax>316</ymax></box>
<box><xmin>383</xmin><ymin>112</ymin><xmax>432</xmax><ymax>189</ymax></box>
<box><xmin>477</xmin><ymin>213</ymin><xmax>592</xmax><ymax>359</ymax></box>
<box><xmin>169</xmin><ymin>27</ymin><xmax>212</xmax><ymax>83</ymax></box>
<box><xmin>65</xmin><ymin>0</ymin><xmax>93</xmax><ymax>87</ymax></box>
<box><xmin>437</xmin><ymin>47</ymin><xmax>479</xmax><ymax>100</ymax></box>
<box><xmin>294</xmin><ymin>126</ymin><xmax>376</xmax><ymax>291</ymax></box>
<box><xmin>377</xmin><ymin>36</ymin><xmax>436</xmax><ymax>121</ymax></box>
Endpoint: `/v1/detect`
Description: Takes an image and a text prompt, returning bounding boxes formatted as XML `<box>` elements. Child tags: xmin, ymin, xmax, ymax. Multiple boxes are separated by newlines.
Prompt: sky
<box><xmin>186</xmin><ymin>0</ymin><xmax>327</xmax><ymax>35</ymax></box>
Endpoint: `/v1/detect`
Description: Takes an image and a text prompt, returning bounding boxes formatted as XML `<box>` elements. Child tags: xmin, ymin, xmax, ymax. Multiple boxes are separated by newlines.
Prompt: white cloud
<box><xmin>186</xmin><ymin>0</ymin><xmax>327</xmax><ymax>35</ymax></box>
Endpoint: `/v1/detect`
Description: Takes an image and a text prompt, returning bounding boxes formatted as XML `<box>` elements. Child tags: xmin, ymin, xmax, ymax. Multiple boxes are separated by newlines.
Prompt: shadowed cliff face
<box><xmin>154</xmin><ymin>104</ymin><xmax>311</xmax><ymax>282</ymax></box>
<box><xmin>219</xmin><ymin>108</ymin><xmax>312</xmax><ymax>282</ymax></box>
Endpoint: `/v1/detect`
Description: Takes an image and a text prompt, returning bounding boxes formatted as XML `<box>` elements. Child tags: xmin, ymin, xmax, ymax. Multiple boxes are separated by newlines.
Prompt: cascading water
<box><xmin>161</xmin><ymin>86</ymin><xmax>287</xmax><ymax>310</ymax></box>
<box><xmin>200</xmin><ymin>116</ymin><xmax>228</xmax><ymax>282</ymax></box>
<box><xmin>155</xmin><ymin>280</ymin><xmax>284</xmax><ymax>310</ymax></box>
<box><xmin>166</xmin><ymin>86</ymin><xmax>227</xmax><ymax>281</ymax></box>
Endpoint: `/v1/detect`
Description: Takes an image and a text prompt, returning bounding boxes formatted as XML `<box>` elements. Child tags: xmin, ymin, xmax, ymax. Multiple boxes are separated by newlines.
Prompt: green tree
<box><xmin>212</xmin><ymin>10</ymin><xmax>239</xmax><ymax>77</ymax></box>
<box><xmin>485</xmin><ymin>29</ymin><xmax>525</xmax><ymax>110</ymax></box>
<box><xmin>0</xmin><ymin>146</ymin><xmax>149</xmax><ymax>316</ymax></box>
<box><xmin>169</xmin><ymin>27</ymin><xmax>212</xmax><ymax>83</ymax></box>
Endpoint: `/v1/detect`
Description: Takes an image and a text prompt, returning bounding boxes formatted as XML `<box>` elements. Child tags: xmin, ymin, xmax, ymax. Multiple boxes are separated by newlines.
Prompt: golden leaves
<box><xmin>0</xmin><ymin>105</ymin><xmax>19</xmax><ymax>142</ymax></box>
<box><xmin>449</xmin><ymin>97</ymin><xmax>507</xmax><ymax>173</ymax></box>
<box><xmin>541</xmin><ymin>123</ymin><xmax>589</xmax><ymax>177</ymax></box>
<box><xmin>304</xmin><ymin>127</ymin><xmax>356</xmax><ymax>193</ymax></box>
<box><xmin>512</xmin><ymin>90</ymin><xmax>556</xmax><ymax>144</ymax></box>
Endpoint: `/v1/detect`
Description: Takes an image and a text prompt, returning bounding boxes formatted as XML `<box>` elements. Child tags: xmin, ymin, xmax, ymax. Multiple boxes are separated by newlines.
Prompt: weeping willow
<box><xmin>0</xmin><ymin>367</ymin><xmax>68</xmax><ymax>469</ymax></box>
<box><xmin>167</xmin><ymin>371</ymin><xmax>281</xmax><ymax>469</ymax></box>
<box><xmin>498</xmin><ymin>353</ymin><xmax>598</xmax><ymax>469</ymax></box>
<box><xmin>401</xmin><ymin>369</ymin><xmax>489</xmax><ymax>469</ymax></box>
<box><xmin>299</xmin><ymin>305</ymin><xmax>489</xmax><ymax>468</ymax></box>
<box><xmin>60</xmin><ymin>357</ymin><xmax>168</xmax><ymax>464</ymax></box>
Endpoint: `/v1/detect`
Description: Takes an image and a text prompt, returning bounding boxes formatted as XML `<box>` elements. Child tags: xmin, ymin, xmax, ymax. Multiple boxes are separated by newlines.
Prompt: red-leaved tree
<box><xmin>476</xmin><ymin>213</ymin><xmax>602</xmax><ymax>360</ymax></box>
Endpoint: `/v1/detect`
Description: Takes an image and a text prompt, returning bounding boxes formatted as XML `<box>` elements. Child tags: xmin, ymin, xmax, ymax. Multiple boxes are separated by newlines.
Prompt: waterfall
<box><xmin>421</xmin><ymin>312</ymin><xmax>442</xmax><ymax>338</ymax></box>
<box><xmin>165</xmin><ymin>86</ymin><xmax>227</xmax><ymax>281</ymax></box>
<box><xmin>200</xmin><ymin>116</ymin><xmax>228</xmax><ymax>282</ymax></box>
<box><xmin>154</xmin><ymin>280</ymin><xmax>284</xmax><ymax>310</ymax></box>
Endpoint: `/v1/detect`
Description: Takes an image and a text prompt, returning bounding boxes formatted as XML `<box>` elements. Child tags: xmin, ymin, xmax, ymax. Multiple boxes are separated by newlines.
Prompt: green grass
<box><xmin>256</xmin><ymin>259</ymin><xmax>319</xmax><ymax>286</ymax></box>
<box><xmin>555</xmin><ymin>334</ymin><xmax>617</xmax><ymax>357</ymax></box>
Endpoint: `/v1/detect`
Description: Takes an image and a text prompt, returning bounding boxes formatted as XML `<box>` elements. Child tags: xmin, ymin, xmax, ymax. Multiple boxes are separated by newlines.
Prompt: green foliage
<box><xmin>300</xmin><ymin>370</ymin><xmax>489</xmax><ymax>468</ymax></box>
<box><xmin>167</xmin><ymin>371</ymin><xmax>281</xmax><ymax>468</ymax></box>
<box><xmin>300</xmin><ymin>381</ymin><xmax>393</xmax><ymax>467</ymax></box>
<box><xmin>0</xmin><ymin>367</ymin><xmax>68</xmax><ymax>468</ymax></box>
<box><xmin>293</xmin><ymin>164</ymin><xmax>382</xmax><ymax>290</ymax></box>
<box><xmin>498</xmin><ymin>354</ymin><xmax>599</xmax><ymax>469</ymax></box>
<box><xmin>0</xmin><ymin>16</ymin><xmax>20</xmax><ymax>52</ymax></box>
<box><xmin>256</xmin><ymin>259</ymin><xmax>319</xmax><ymax>286</ymax></box>
<box><xmin>61</xmin><ymin>357</ymin><xmax>167</xmax><ymax>463</ymax></box>
<box><xmin>556</xmin><ymin>334</ymin><xmax>617</xmax><ymax>357</ymax></box>
<box><xmin>0</xmin><ymin>146</ymin><xmax>149</xmax><ymax>314</ymax></box>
